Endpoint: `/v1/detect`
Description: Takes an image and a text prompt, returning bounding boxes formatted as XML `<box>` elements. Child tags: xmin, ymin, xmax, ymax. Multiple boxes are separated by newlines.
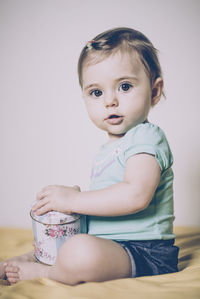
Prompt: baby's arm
<box><xmin>73</xmin><ymin>153</ymin><xmax>160</xmax><ymax>216</ymax></box>
<box><xmin>33</xmin><ymin>153</ymin><xmax>160</xmax><ymax>217</ymax></box>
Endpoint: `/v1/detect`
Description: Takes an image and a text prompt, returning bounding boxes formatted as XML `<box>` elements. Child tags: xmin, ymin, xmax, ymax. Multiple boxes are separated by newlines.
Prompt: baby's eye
<box><xmin>90</xmin><ymin>89</ymin><xmax>103</xmax><ymax>98</ymax></box>
<box><xmin>119</xmin><ymin>83</ymin><xmax>133</xmax><ymax>92</ymax></box>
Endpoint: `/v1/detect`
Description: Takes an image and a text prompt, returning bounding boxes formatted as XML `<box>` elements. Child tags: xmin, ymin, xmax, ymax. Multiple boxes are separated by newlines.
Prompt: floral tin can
<box><xmin>30</xmin><ymin>210</ymin><xmax>81</xmax><ymax>265</ymax></box>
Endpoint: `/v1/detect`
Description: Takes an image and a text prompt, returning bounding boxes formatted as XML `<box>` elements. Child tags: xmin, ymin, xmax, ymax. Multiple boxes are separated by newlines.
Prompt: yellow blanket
<box><xmin>0</xmin><ymin>227</ymin><xmax>200</xmax><ymax>299</ymax></box>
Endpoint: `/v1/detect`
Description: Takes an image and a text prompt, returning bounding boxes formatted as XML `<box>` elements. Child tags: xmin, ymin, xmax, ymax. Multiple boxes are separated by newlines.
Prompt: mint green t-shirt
<box><xmin>88</xmin><ymin>122</ymin><xmax>175</xmax><ymax>240</ymax></box>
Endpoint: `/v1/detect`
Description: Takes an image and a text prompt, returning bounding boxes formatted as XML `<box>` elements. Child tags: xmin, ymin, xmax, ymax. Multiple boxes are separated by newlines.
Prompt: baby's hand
<box><xmin>32</xmin><ymin>185</ymin><xmax>81</xmax><ymax>216</ymax></box>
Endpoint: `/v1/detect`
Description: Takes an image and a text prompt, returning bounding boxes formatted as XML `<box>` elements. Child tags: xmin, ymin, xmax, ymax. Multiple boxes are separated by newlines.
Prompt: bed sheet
<box><xmin>0</xmin><ymin>226</ymin><xmax>200</xmax><ymax>299</ymax></box>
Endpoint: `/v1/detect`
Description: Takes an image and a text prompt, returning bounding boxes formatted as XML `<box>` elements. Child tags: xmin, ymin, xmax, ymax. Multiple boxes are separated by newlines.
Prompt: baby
<box><xmin>1</xmin><ymin>27</ymin><xmax>179</xmax><ymax>285</ymax></box>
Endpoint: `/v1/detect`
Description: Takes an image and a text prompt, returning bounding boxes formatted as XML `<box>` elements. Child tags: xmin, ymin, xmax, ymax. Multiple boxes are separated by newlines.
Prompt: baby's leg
<box><xmin>5</xmin><ymin>234</ymin><xmax>133</xmax><ymax>285</ymax></box>
<box><xmin>0</xmin><ymin>251</ymin><xmax>35</xmax><ymax>279</ymax></box>
<box><xmin>50</xmin><ymin>234</ymin><xmax>133</xmax><ymax>284</ymax></box>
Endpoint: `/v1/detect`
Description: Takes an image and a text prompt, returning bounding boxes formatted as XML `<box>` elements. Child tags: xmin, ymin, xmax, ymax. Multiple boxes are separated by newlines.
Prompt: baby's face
<box><xmin>82</xmin><ymin>51</ymin><xmax>154</xmax><ymax>142</ymax></box>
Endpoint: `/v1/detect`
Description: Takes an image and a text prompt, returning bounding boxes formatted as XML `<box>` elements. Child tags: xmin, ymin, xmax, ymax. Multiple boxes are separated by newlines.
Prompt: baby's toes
<box><xmin>4</xmin><ymin>263</ymin><xmax>20</xmax><ymax>285</ymax></box>
<box><xmin>7</xmin><ymin>276</ymin><xmax>20</xmax><ymax>285</ymax></box>
<box><xmin>7</xmin><ymin>273</ymin><xmax>20</xmax><ymax>285</ymax></box>
<box><xmin>6</xmin><ymin>271</ymin><xmax>19</xmax><ymax>278</ymax></box>
<box><xmin>4</xmin><ymin>262</ymin><xmax>19</xmax><ymax>272</ymax></box>
<box><xmin>5</xmin><ymin>263</ymin><xmax>19</xmax><ymax>275</ymax></box>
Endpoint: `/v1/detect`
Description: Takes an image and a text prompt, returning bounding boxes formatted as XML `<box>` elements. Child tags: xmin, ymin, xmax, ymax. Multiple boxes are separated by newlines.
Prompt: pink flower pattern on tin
<box><xmin>45</xmin><ymin>224</ymin><xmax>80</xmax><ymax>239</ymax></box>
<box><xmin>34</xmin><ymin>241</ymin><xmax>55</xmax><ymax>263</ymax></box>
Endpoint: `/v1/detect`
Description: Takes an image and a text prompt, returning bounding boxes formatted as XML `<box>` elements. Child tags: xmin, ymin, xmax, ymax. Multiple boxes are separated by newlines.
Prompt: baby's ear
<box><xmin>151</xmin><ymin>77</ymin><xmax>163</xmax><ymax>106</ymax></box>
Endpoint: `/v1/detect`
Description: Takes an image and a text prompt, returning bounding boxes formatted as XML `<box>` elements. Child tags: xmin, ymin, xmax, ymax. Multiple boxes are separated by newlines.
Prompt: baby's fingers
<box><xmin>33</xmin><ymin>202</ymin><xmax>52</xmax><ymax>216</ymax></box>
<box><xmin>32</xmin><ymin>198</ymin><xmax>49</xmax><ymax>214</ymax></box>
<box><xmin>36</xmin><ymin>189</ymin><xmax>51</xmax><ymax>201</ymax></box>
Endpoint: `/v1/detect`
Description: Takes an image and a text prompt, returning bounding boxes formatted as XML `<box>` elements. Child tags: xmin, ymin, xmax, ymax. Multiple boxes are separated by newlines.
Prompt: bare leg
<box><xmin>0</xmin><ymin>251</ymin><xmax>35</xmax><ymax>280</ymax></box>
<box><xmin>5</xmin><ymin>234</ymin><xmax>134</xmax><ymax>285</ymax></box>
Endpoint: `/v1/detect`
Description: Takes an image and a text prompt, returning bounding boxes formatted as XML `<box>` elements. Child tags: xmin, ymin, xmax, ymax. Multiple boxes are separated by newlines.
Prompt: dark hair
<box><xmin>78</xmin><ymin>27</ymin><xmax>163</xmax><ymax>94</ymax></box>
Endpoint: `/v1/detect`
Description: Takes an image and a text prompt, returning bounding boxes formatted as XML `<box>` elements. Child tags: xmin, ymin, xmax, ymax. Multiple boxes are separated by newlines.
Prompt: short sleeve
<box><xmin>119</xmin><ymin>123</ymin><xmax>173</xmax><ymax>172</ymax></box>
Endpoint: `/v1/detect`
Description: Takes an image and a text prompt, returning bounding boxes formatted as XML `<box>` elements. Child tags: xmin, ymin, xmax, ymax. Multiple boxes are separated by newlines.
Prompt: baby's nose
<box><xmin>104</xmin><ymin>93</ymin><xmax>119</xmax><ymax>107</ymax></box>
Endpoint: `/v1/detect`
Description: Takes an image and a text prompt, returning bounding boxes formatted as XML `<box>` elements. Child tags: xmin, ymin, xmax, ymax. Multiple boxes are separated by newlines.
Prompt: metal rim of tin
<box><xmin>30</xmin><ymin>210</ymin><xmax>80</xmax><ymax>226</ymax></box>
<box><xmin>34</xmin><ymin>254</ymin><xmax>53</xmax><ymax>265</ymax></box>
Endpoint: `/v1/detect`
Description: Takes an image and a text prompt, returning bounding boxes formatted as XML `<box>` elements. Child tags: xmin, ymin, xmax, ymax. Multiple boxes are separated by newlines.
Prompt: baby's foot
<box><xmin>0</xmin><ymin>252</ymin><xmax>35</xmax><ymax>280</ymax></box>
<box><xmin>5</xmin><ymin>261</ymin><xmax>50</xmax><ymax>284</ymax></box>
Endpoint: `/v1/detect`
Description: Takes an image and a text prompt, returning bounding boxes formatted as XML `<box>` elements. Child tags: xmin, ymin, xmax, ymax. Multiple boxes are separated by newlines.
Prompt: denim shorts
<box><xmin>115</xmin><ymin>239</ymin><xmax>179</xmax><ymax>278</ymax></box>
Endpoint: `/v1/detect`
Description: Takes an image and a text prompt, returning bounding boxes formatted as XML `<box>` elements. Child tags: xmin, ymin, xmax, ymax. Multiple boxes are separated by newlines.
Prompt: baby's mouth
<box><xmin>108</xmin><ymin>115</ymin><xmax>121</xmax><ymax>119</ymax></box>
<box><xmin>105</xmin><ymin>114</ymin><xmax>124</xmax><ymax>125</ymax></box>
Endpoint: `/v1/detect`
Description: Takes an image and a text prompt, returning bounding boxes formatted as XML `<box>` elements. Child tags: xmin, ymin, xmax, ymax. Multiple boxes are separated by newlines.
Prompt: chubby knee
<box><xmin>57</xmin><ymin>234</ymin><xmax>99</xmax><ymax>274</ymax></box>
